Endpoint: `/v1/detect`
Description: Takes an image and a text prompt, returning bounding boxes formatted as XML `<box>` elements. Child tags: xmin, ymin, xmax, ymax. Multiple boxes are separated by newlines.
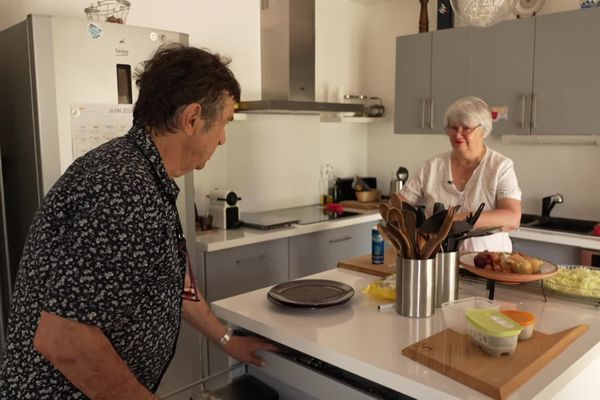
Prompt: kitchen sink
<box><xmin>520</xmin><ymin>213</ymin><xmax>599</xmax><ymax>236</ymax></box>
<box><xmin>520</xmin><ymin>214</ymin><xmax>540</xmax><ymax>225</ymax></box>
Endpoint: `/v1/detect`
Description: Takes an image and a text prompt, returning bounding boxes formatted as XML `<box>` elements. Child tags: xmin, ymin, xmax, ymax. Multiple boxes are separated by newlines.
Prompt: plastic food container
<box><xmin>441</xmin><ymin>296</ymin><xmax>500</xmax><ymax>334</ymax></box>
<box><xmin>466</xmin><ymin>309</ymin><xmax>523</xmax><ymax>357</ymax></box>
<box><xmin>500</xmin><ymin>310</ymin><xmax>536</xmax><ymax>340</ymax></box>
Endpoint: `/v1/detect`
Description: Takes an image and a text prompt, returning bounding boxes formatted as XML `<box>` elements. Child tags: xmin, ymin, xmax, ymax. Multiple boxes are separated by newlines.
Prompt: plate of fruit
<box><xmin>460</xmin><ymin>251</ymin><xmax>559</xmax><ymax>283</ymax></box>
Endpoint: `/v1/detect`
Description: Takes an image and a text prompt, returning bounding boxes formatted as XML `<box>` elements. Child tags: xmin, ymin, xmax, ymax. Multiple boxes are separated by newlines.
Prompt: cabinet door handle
<box><xmin>429</xmin><ymin>99</ymin><xmax>435</xmax><ymax>129</ymax></box>
<box><xmin>235</xmin><ymin>254</ymin><xmax>267</xmax><ymax>264</ymax></box>
<box><xmin>329</xmin><ymin>236</ymin><xmax>352</xmax><ymax>244</ymax></box>
<box><xmin>531</xmin><ymin>93</ymin><xmax>538</xmax><ymax>129</ymax></box>
<box><xmin>520</xmin><ymin>94</ymin><xmax>527</xmax><ymax>129</ymax></box>
<box><xmin>420</xmin><ymin>99</ymin><xmax>426</xmax><ymax>129</ymax></box>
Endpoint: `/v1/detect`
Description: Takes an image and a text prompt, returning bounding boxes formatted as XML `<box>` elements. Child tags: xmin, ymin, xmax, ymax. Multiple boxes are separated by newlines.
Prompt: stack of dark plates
<box><xmin>267</xmin><ymin>279</ymin><xmax>354</xmax><ymax>310</ymax></box>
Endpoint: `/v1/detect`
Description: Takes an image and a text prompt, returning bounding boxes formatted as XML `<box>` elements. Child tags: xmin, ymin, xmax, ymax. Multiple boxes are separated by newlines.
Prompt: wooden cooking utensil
<box><xmin>390</xmin><ymin>193</ymin><xmax>403</xmax><ymax>209</ymax></box>
<box><xmin>386</xmin><ymin>220</ymin><xmax>414</xmax><ymax>259</ymax></box>
<box><xmin>377</xmin><ymin>223</ymin><xmax>402</xmax><ymax>254</ymax></box>
<box><xmin>402</xmin><ymin>209</ymin><xmax>418</xmax><ymax>258</ymax></box>
<box><xmin>400</xmin><ymin>200</ymin><xmax>419</xmax><ymax>215</ymax></box>
<box><xmin>379</xmin><ymin>202</ymin><xmax>390</xmax><ymax>220</ymax></box>
<box><xmin>417</xmin><ymin>231</ymin><xmax>428</xmax><ymax>256</ymax></box>
<box><xmin>386</xmin><ymin>206</ymin><xmax>404</xmax><ymax>227</ymax></box>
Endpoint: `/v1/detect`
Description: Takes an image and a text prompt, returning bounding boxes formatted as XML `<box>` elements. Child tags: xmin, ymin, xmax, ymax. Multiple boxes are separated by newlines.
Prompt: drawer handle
<box><xmin>329</xmin><ymin>236</ymin><xmax>352</xmax><ymax>244</ymax></box>
<box><xmin>235</xmin><ymin>254</ymin><xmax>267</xmax><ymax>264</ymax></box>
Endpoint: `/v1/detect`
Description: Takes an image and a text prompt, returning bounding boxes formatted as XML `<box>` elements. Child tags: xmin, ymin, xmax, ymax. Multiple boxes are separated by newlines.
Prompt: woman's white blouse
<box><xmin>400</xmin><ymin>146</ymin><xmax>522</xmax><ymax>252</ymax></box>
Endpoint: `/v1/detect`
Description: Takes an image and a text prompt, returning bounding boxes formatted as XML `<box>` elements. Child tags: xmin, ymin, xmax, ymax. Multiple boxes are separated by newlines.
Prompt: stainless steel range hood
<box><xmin>237</xmin><ymin>0</ymin><xmax>362</xmax><ymax>115</ymax></box>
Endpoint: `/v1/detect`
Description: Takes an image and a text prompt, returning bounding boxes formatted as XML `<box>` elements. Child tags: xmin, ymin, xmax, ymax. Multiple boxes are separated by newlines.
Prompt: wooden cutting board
<box><xmin>337</xmin><ymin>248</ymin><xmax>397</xmax><ymax>277</ymax></box>
<box><xmin>402</xmin><ymin>325</ymin><xmax>589</xmax><ymax>400</ymax></box>
<box><xmin>339</xmin><ymin>200</ymin><xmax>381</xmax><ymax>210</ymax></box>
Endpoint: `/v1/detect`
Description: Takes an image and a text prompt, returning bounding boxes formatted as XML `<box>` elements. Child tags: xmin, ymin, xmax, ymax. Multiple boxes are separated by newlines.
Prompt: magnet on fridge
<box><xmin>87</xmin><ymin>23</ymin><xmax>103</xmax><ymax>39</ymax></box>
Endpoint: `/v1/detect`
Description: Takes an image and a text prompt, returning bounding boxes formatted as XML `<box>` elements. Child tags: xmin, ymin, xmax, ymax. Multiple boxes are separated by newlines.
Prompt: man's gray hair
<box><xmin>444</xmin><ymin>96</ymin><xmax>493</xmax><ymax>138</ymax></box>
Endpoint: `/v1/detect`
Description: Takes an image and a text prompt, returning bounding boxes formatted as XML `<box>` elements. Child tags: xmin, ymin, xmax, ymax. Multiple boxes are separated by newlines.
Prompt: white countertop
<box><xmin>195</xmin><ymin>209</ymin><xmax>381</xmax><ymax>252</ymax></box>
<box><xmin>195</xmin><ymin>204</ymin><xmax>600</xmax><ymax>253</ymax></box>
<box><xmin>213</xmin><ymin>269</ymin><xmax>600</xmax><ymax>400</ymax></box>
<box><xmin>510</xmin><ymin>227</ymin><xmax>600</xmax><ymax>251</ymax></box>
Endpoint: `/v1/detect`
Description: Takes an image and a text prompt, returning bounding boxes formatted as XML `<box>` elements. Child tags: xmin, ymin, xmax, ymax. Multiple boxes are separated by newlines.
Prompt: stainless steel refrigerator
<box><xmin>0</xmin><ymin>16</ymin><xmax>197</xmax><ymax>395</ymax></box>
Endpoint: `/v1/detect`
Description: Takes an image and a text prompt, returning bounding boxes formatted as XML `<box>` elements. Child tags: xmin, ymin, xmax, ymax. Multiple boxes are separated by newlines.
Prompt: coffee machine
<box><xmin>208</xmin><ymin>188</ymin><xmax>242</xmax><ymax>229</ymax></box>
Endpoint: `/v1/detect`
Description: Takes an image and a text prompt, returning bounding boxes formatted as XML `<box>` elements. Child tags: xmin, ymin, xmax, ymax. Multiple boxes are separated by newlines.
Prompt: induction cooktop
<box><xmin>241</xmin><ymin>205</ymin><xmax>360</xmax><ymax>230</ymax></box>
<box><xmin>288</xmin><ymin>205</ymin><xmax>360</xmax><ymax>225</ymax></box>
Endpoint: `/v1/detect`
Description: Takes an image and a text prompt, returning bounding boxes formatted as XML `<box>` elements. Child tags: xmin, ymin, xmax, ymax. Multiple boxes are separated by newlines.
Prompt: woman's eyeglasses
<box><xmin>445</xmin><ymin>124</ymin><xmax>482</xmax><ymax>136</ymax></box>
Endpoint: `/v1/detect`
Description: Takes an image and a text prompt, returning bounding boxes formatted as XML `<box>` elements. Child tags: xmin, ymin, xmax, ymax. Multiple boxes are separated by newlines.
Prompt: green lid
<box><xmin>466</xmin><ymin>309</ymin><xmax>523</xmax><ymax>337</ymax></box>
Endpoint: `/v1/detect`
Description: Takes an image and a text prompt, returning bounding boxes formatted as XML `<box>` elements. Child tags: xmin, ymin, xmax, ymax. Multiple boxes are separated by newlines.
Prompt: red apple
<box><xmin>593</xmin><ymin>224</ymin><xmax>600</xmax><ymax>236</ymax></box>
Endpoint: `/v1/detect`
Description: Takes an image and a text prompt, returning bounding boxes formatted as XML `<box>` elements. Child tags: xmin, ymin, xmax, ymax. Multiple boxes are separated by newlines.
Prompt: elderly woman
<box><xmin>399</xmin><ymin>96</ymin><xmax>521</xmax><ymax>252</ymax></box>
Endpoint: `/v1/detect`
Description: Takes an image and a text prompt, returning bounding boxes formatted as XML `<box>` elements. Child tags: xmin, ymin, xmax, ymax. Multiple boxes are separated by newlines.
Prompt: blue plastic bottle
<box><xmin>371</xmin><ymin>227</ymin><xmax>384</xmax><ymax>265</ymax></box>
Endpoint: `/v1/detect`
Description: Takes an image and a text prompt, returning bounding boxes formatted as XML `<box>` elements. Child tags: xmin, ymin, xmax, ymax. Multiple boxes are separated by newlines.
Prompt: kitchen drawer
<box><xmin>204</xmin><ymin>239</ymin><xmax>288</xmax><ymax>388</ymax></box>
<box><xmin>204</xmin><ymin>238</ymin><xmax>289</xmax><ymax>303</ymax></box>
<box><xmin>248</xmin><ymin>351</ymin><xmax>403</xmax><ymax>400</ymax></box>
<box><xmin>289</xmin><ymin>222</ymin><xmax>373</xmax><ymax>279</ymax></box>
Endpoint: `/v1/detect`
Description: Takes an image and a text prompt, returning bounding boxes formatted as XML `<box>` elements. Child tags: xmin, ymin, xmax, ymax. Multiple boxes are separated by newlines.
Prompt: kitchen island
<box><xmin>212</xmin><ymin>268</ymin><xmax>600</xmax><ymax>399</ymax></box>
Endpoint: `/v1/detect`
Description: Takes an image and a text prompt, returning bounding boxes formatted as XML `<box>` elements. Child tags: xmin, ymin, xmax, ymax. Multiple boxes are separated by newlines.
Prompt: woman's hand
<box><xmin>222</xmin><ymin>335</ymin><xmax>279</xmax><ymax>367</ymax></box>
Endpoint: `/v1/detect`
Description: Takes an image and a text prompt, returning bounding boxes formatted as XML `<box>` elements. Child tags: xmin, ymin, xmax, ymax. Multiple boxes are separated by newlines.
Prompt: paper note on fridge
<box><xmin>70</xmin><ymin>103</ymin><xmax>133</xmax><ymax>159</ymax></box>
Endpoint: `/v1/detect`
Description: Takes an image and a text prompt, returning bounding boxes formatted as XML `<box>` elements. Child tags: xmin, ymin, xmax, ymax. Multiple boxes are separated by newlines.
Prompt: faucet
<box><xmin>542</xmin><ymin>194</ymin><xmax>563</xmax><ymax>217</ymax></box>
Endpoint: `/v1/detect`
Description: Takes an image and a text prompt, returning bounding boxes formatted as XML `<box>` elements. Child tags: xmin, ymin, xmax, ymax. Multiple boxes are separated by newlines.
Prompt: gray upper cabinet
<box><xmin>395</xmin><ymin>27</ymin><xmax>471</xmax><ymax>134</ymax></box>
<box><xmin>394</xmin><ymin>32</ymin><xmax>432</xmax><ymax>133</ymax></box>
<box><xmin>430</xmin><ymin>27</ymin><xmax>472</xmax><ymax>134</ymax></box>
<box><xmin>471</xmin><ymin>18</ymin><xmax>535</xmax><ymax>135</ymax></box>
<box><xmin>396</xmin><ymin>7</ymin><xmax>600</xmax><ymax>135</ymax></box>
<box><xmin>532</xmin><ymin>7</ymin><xmax>600</xmax><ymax>134</ymax></box>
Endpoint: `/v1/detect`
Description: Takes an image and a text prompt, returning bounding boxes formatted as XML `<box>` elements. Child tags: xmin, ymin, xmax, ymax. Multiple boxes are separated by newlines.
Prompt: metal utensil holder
<box><xmin>395</xmin><ymin>256</ymin><xmax>436</xmax><ymax>318</ymax></box>
<box><xmin>435</xmin><ymin>251</ymin><xmax>459</xmax><ymax>307</ymax></box>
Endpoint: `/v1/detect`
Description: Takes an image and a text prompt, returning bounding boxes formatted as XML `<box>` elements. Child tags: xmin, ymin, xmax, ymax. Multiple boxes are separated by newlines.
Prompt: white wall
<box><xmin>0</xmin><ymin>0</ymin><xmax>370</xmax><ymax>214</ymax></box>
<box><xmin>2</xmin><ymin>0</ymin><xmax>597</xmax><ymax>219</ymax></box>
<box><xmin>364</xmin><ymin>0</ymin><xmax>600</xmax><ymax>221</ymax></box>
<box><xmin>203</xmin><ymin>0</ymin><xmax>371</xmax><ymax>213</ymax></box>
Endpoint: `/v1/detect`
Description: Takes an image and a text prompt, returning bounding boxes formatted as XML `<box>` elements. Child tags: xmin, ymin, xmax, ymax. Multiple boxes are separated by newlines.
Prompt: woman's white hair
<box><xmin>444</xmin><ymin>96</ymin><xmax>493</xmax><ymax>138</ymax></box>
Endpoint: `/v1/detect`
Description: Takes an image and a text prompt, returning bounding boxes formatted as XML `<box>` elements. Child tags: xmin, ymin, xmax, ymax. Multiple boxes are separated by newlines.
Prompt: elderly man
<box><xmin>0</xmin><ymin>43</ymin><xmax>276</xmax><ymax>399</ymax></box>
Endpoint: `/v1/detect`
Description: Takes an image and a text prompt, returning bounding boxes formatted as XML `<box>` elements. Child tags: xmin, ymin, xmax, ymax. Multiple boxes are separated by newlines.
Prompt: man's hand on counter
<box><xmin>222</xmin><ymin>335</ymin><xmax>279</xmax><ymax>367</ymax></box>
<box><xmin>182</xmin><ymin>290</ymin><xmax>279</xmax><ymax>367</ymax></box>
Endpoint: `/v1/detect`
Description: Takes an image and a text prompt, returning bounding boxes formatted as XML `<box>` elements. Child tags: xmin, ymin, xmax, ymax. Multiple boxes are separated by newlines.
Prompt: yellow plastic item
<box><xmin>363</xmin><ymin>276</ymin><xmax>396</xmax><ymax>301</ymax></box>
